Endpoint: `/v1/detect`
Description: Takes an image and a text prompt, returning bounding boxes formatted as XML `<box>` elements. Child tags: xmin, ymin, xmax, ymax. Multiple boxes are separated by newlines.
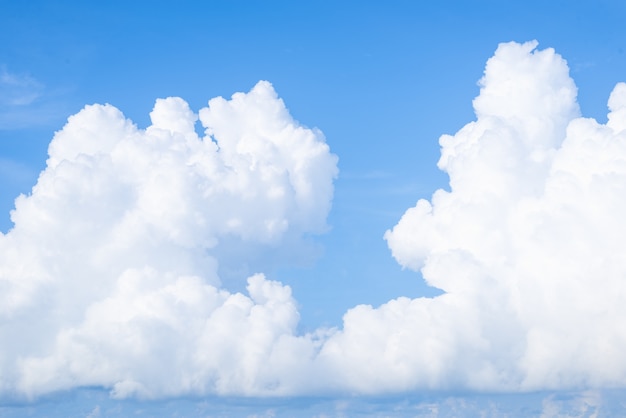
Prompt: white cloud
<box><xmin>383</xmin><ymin>40</ymin><xmax>626</xmax><ymax>391</ymax></box>
<box><xmin>3</xmin><ymin>41</ymin><xmax>626</xmax><ymax>400</ymax></box>
<box><xmin>0</xmin><ymin>81</ymin><xmax>337</xmax><ymax>398</ymax></box>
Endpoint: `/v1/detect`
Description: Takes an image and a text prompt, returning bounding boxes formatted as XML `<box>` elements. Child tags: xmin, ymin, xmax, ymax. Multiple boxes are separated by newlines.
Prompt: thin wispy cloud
<box><xmin>0</xmin><ymin>66</ymin><xmax>70</xmax><ymax>130</ymax></box>
<box><xmin>0</xmin><ymin>66</ymin><xmax>43</xmax><ymax>107</ymax></box>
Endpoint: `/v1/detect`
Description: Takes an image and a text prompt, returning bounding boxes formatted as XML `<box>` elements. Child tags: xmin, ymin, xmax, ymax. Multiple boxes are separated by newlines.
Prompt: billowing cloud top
<box><xmin>0</xmin><ymin>81</ymin><xmax>338</xmax><ymax>398</ymax></box>
<box><xmin>385</xmin><ymin>41</ymin><xmax>626</xmax><ymax>390</ymax></box>
<box><xmin>3</xmin><ymin>41</ymin><xmax>626</xmax><ymax>400</ymax></box>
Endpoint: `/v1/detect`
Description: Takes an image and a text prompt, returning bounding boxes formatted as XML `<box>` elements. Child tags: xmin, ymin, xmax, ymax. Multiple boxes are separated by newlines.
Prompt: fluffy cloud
<box><xmin>4</xmin><ymin>41</ymin><xmax>626</xmax><ymax>400</ymax></box>
<box><xmin>0</xmin><ymin>81</ymin><xmax>337</xmax><ymax>398</ymax></box>
<box><xmin>383</xmin><ymin>40</ymin><xmax>626</xmax><ymax>391</ymax></box>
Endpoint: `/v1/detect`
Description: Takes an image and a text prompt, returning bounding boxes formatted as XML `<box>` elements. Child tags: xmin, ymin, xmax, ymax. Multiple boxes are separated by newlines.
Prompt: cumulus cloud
<box><xmin>4</xmin><ymin>41</ymin><xmax>626</xmax><ymax>400</ymax></box>
<box><xmin>383</xmin><ymin>40</ymin><xmax>626</xmax><ymax>391</ymax></box>
<box><xmin>0</xmin><ymin>81</ymin><xmax>337</xmax><ymax>398</ymax></box>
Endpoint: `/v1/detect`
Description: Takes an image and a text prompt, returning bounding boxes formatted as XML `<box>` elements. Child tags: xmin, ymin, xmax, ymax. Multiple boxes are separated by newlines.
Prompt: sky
<box><xmin>3</xmin><ymin>0</ymin><xmax>626</xmax><ymax>416</ymax></box>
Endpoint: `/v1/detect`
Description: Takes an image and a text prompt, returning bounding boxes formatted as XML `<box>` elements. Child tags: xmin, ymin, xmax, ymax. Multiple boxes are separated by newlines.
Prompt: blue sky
<box><xmin>3</xmin><ymin>1</ymin><xmax>626</xmax><ymax>416</ymax></box>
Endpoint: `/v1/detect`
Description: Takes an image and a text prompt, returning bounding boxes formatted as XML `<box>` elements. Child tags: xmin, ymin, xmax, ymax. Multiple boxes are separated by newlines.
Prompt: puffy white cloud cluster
<box><xmin>4</xmin><ymin>40</ymin><xmax>626</xmax><ymax>400</ymax></box>
<box><xmin>0</xmin><ymin>81</ymin><xmax>337</xmax><ymax>398</ymax></box>
<box><xmin>384</xmin><ymin>40</ymin><xmax>626</xmax><ymax>391</ymax></box>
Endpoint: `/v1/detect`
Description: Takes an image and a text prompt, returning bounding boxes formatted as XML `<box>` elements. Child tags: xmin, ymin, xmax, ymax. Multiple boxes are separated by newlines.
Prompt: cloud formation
<box><xmin>384</xmin><ymin>40</ymin><xmax>626</xmax><ymax>391</ymax></box>
<box><xmin>3</xmin><ymin>41</ymin><xmax>626</xmax><ymax>400</ymax></box>
<box><xmin>0</xmin><ymin>81</ymin><xmax>337</xmax><ymax>398</ymax></box>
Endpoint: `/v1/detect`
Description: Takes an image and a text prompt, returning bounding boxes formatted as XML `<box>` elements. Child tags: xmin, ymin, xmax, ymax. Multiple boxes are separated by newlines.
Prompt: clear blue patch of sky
<box><xmin>2</xmin><ymin>387</ymin><xmax>624</xmax><ymax>417</ymax></box>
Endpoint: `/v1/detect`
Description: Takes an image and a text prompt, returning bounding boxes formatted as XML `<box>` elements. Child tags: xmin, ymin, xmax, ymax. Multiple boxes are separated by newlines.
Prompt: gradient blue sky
<box><xmin>3</xmin><ymin>0</ymin><xmax>626</xmax><ymax>328</ymax></box>
<box><xmin>3</xmin><ymin>1</ymin><xmax>626</xmax><ymax>416</ymax></box>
